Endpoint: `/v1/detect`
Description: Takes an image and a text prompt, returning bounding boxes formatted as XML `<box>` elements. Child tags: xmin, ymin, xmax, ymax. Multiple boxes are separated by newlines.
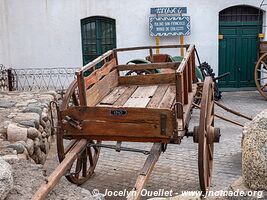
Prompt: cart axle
<box><xmin>87</xmin><ymin>142</ymin><xmax>151</xmax><ymax>155</ymax></box>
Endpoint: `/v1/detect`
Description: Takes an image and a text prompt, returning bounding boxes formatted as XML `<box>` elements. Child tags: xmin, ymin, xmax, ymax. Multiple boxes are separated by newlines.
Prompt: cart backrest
<box><xmin>75</xmin><ymin>50</ymin><xmax>118</xmax><ymax>106</ymax></box>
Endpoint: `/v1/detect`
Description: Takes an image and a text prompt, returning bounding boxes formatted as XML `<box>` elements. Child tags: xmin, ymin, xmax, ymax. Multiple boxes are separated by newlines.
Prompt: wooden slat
<box><xmin>158</xmin><ymin>85</ymin><xmax>176</xmax><ymax>109</ymax></box>
<box><xmin>86</xmin><ymin>69</ymin><xmax>118</xmax><ymax>106</ymax></box>
<box><xmin>63</xmin><ymin>121</ymin><xmax>167</xmax><ymax>138</ymax></box>
<box><xmin>115</xmin><ymin>44</ymin><xmax>190</xmax><ymax>52</ymax></box>
<box><xmin>146</xmin><ymin>85</ymin><xmax>169</xmax><ymax>108</ymax></box>
<box><xmin>84</xmin><ymin>58</ymin><xmax>117</xmax><ymax>89</ymax></box>
<box><xmin>123</xmin><ymin>86</ymin><xmax>158</xmax><ymax>108</ymax></box>
<box><xmin>113</xmin><ymin>86</ymin><xmax>138</xmax><ymax>106</ymax></box>
<box><xmin>100</xmin><ymin>86</ymin><xmax>127</xmax><ymax>105</ymax></box>
<box><xmin>117</xmin><ymin>62</ymin><xmax>179</xmax><ymax>71</ymax></box>
<box><xmin>119</xmin><ymin>73</ymin><xmax>176</xmax><ymax>86</ymax></box>
<box><xmin>76</xmin><ymin>50</ymin><xmax>114</xmax><ymax>74</ymax></box>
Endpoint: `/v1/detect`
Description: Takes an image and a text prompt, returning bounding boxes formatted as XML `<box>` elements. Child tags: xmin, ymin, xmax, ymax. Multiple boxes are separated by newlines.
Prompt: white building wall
<box><xmin>0</xmin><ymin>0</ymin><xmax>266</xmax><ymax>76</ymax></box>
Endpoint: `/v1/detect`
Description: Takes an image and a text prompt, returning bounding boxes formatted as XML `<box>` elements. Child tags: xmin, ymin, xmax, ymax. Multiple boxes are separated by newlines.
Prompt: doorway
<box><xmin>219</xmin><ymin>5</ymin><xmax>263</xmax><ymax>88</ymax></box>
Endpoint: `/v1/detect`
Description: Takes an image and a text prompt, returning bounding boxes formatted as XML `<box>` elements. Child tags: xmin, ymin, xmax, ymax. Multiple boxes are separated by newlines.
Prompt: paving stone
<box><xmin>7</xmin><ymin>124</ymin><xmax>28</xmax><ymax>142</ymax></box>
<box><xmin>0</xmin><ymin>157</ymin><xmax>13</xmax><ymax>199</ymax></box>
<box><xmin>0</xmin><ymin>100</ymin><xmax>16</xmax><ymax>108</ymax></box>
<box><xmin>22</xmin><ymin>107</ymin><xmax>42</xmax><ymax>116</ymax></box>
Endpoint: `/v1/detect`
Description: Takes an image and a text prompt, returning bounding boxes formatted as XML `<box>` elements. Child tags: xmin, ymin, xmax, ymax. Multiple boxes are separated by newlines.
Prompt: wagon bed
<box><xmin>33</xmin><ymin>44</ymin><xmax>219</xmax><ymax>200</ymax></box>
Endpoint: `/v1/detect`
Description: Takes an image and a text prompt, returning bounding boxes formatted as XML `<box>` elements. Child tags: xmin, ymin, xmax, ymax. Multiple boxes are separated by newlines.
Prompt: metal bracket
<box><xmin>63</xmin><ymin>116</ymin><xmax>82</xmax><ymax>130</ymax></box>
<box><xmin>160</xmin><ymin>114</ymin><xmax>167</xmax><ymax>135</ymax></box>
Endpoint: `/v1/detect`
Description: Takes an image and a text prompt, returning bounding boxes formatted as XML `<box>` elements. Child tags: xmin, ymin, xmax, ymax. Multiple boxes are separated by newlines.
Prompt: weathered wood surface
<box><xmin>61</xmin><ymin>107</ymin><xmax>174</xmax><ymax>138</ymax></box>
<box><xmin>158</xmin><ymin>85</ymin><xmax>176</xmax><ymax>109</ymax></box>
<box><xmin>123</xmin><ymin>86</ymin><xmax>158</xmax><ymax>108</ymax></box>
<box><xmin>86</xmin><ymin>69</ymin><xmax>118</xmax><ymax>106</ymax></box>
<box><xmin>98</xmin><ymin>84</ymin><xmax>175</xmax><ymax>109</ymax></box>
<box><xmin>117</xmin><ymin>62</ymin><xmax>179</xmax><ymax>71</ymax></box>
<box><xmin>84</xmin><ymin>58</ymin><xmax>117</xmax><ymax>89</ymax></box>
<box><xmin>146</xmin><ymin>85</ymin><xmax>169</xmax><ymax>108</ymax></box>
<box><xmin>118</xmin><ymin>73</ymin><xmax>176</xmax><ymax>86</ymax></box>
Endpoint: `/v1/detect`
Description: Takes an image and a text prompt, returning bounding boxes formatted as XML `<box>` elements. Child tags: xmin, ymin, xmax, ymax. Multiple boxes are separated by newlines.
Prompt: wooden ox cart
<box><xmin>32</xmin><ymin>44</ymin><xmax>221</xmax><ymax>200</ymax></box>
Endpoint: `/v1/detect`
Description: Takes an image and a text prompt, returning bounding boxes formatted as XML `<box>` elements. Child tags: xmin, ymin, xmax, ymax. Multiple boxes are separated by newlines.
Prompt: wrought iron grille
<box><xmin>10</xmin><ymin>67</ymin><xmax>79</xmax><ymax>92</ymax></box>
<box><xmin>0</xmin><ymin>65</ymin><xmax>9</xmax><ymax>91</ymax></box>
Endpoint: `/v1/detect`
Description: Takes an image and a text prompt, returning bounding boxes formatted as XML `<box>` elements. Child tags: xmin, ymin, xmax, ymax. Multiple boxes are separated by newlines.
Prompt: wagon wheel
<box><xmin>57</xmin><ymin>80</ymin><xmax>101</xmax><ymax>185</ymax></box>
<box><xmin>255</xmin><ymin>52</ymin><xmax>267</xmax><ymax>100</ymax></box>
<box><xmin>194</xmin><ymin>77</ymin><xmax>219</xmax><ymax>193</ymax></box>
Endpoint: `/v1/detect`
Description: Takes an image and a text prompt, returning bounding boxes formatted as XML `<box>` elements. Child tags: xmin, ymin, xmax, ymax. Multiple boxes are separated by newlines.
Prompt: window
<box><xmin>81</xmin><ymin>16</ymin><xmax>116</xmax><ymax>65</ymax></box>
<box><xmin>219</xmin><ymin>5</ymin><xmax>263</xmax><ymax>22</ymax></box>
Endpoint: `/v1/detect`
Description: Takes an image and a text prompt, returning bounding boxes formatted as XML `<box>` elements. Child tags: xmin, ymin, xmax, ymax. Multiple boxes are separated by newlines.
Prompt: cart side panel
<box><xmin>86</xmin><ymin>69</ymin><xmax>119</xmax><ymax>106</ymax></box>
<box><xmin>60</xmin><ymin>107</ymin><xmax>174</xmax><ymax>140</ymax></box>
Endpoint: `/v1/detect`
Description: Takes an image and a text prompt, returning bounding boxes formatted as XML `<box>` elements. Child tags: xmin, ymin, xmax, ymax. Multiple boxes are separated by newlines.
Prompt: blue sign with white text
<box><xmin>149</xmin><ymin>16</ymin><xmax>190</xmax><ymax>36</ymax></box>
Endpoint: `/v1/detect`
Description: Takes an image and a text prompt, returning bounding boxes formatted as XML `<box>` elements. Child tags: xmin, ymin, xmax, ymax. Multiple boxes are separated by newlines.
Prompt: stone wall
<box><xmin>0</xmin><ymin>91</ymin><xmax>58</xmax><ymax>164</ymax></box>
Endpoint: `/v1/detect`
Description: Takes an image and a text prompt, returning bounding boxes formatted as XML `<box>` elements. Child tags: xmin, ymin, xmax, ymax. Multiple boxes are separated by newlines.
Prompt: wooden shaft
<box><xmin>127</xmin><ymin>143</ymin><xmax>162</xmax><ymax>200</ymax></box>
<box><xmin>31</xmin><ymin>139</ymin><xmax>88</xmax><ymax>200</ymax></box>
<box><xmin>193</xmin><ymin>103</ymin><xmax>244</xmax><ymax>127</ymax></box>
<box><xmin>215</xmin><ymin>113</ymin><xmax>244</xmax><ymax>127</ymax></box>
<box><xmin>214</xmin><ymin>101</ymin><xmax>253</xmax><ymax>121</ymax></box>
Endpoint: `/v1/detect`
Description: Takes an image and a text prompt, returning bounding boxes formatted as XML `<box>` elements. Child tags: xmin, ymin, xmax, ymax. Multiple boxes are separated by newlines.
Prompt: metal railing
<box><xmin>0</xmin><ymin>66</ymin><xmax>79</xmax><ymax>92</ymax></box>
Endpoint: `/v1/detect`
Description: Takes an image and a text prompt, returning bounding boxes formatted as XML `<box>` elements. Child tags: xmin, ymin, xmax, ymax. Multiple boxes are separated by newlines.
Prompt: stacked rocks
<box><xmin>0</xmin><ymin>91</ymin><xmax>57</xmax><ymax>164</ymax></box>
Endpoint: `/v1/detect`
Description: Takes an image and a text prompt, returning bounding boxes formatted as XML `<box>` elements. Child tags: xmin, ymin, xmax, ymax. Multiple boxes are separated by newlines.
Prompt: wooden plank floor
<box><xmin>97</xmin><ymin>84</ymin><xmax>176</xmax><ymax>109</ymax></box>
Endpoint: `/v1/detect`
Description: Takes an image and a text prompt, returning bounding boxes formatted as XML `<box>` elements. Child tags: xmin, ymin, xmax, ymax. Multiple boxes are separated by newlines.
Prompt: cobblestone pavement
<box><xmin>77</xmin><ymin>91</ymin><xmax>267</xmax><ymax>199</ymax></box>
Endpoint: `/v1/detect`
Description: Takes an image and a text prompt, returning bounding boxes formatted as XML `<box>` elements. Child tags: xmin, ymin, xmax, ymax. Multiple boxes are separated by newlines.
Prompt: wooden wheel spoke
<box><xmin>260</xmin><ymin>61</ymin><xmax>267</xmax><ymax>69</ymax></box>
<box><xmin>261</xmin><ymin>83</ymin><xmax>267</xmax><ymax>90</ymax></box>
<box><xmin>74</xmin><ymin>157</ymin><xmax>82</xmax><ymax>178</ymax></box>
<box><xmin>88</xmin><ymin>147</ymin><xmax>94</xmax><ymax>166</ymax></box>
<box><xmin>208</xmin><ymin>144</ymin><xmax>213</xmax><ymax>160</ymax></box>
<box><xmin>257</xmin><ymin>69</ymin><xmax>267</xmax><ymax>75</ymax></box>
<box><xmin>257</xmin><ymin>76</ymin><xmax>267</xmax><ymax>81</ymax></box>
<box><xmin>82</xmin><ymin>151</ymin><xmax>88</xmax><ymax>177</ymax></box>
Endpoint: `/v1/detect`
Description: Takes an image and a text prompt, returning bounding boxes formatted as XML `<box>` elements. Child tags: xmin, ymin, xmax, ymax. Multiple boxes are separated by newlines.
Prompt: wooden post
<box><xmin>180</xmin><ymin>35</ymin><xmax>184</xmax><ymax>57</ymax></box>
<box><xmin>76</xmin><ymin>72</ymin><xmax>87</xmax><ymax>106</ymax></box>
<box><xmin>176</xmin><ymin>73</ymin><xmax>184</xmax><ymax>118</ymax></box>
<box><xmin>156</xmin><ymin>36</ymin><xmax>160</xmax><ymax>54</ymax></box>
<box><xmin>183</xmin><ymin>63</ymin><xmax>189</xmax><ymax>104</ymax></box>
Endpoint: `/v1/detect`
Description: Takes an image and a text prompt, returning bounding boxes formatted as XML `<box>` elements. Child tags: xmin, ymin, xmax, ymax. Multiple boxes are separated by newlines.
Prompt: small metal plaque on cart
<box><xmin>110</xmin><ymin>109</ymin><xmax>128</xmax><ymax>116</ymax></box>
